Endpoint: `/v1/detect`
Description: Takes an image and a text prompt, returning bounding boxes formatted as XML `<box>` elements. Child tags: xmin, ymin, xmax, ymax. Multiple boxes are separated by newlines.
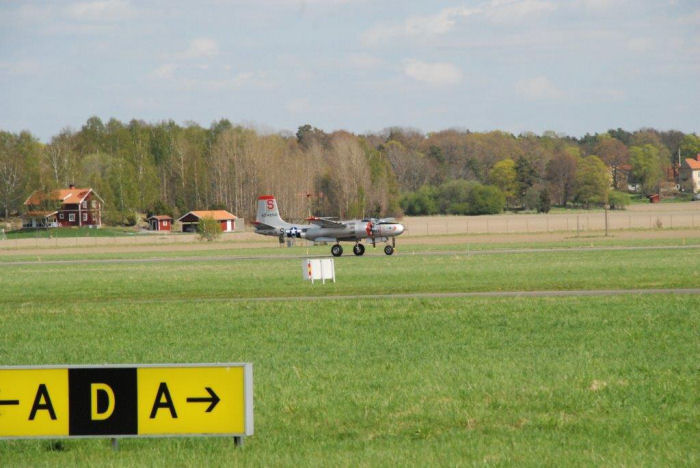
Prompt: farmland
<box><xmin>0</xmin><ymin>235</ymin><xmax>698</xmax><ymax>466</ymax></box>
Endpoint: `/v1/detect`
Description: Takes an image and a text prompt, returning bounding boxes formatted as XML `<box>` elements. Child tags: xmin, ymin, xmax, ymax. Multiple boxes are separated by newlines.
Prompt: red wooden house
<box><xmin>177</xmin><ymin>210</ymin><xmax>237</xmax><ymax>233</ymax></box>
<box><xmin>23</xmin><ymin>185</ymin><xmax>104</xmax><ymax>228</ymax></box>
<box><xmin>148</xmin><ymin>215</ymin><xmax>174</xmax><ymax>231</ymax></box>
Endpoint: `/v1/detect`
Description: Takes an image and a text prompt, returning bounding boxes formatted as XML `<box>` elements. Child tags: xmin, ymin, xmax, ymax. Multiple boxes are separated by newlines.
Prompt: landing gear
<box><xmin>331</xmin><ymin>244</ymin><xmax>343</xmax><ymax>257</ymax></box>
<box><xmin>353</xmin><ymin>243</ymin><xmax>365</xmax><ymax>256</ymax></box>
<box><xmin>384</xmin><ymin>245</ymin><xmax>394</xmax><ymax>255</ymax></box>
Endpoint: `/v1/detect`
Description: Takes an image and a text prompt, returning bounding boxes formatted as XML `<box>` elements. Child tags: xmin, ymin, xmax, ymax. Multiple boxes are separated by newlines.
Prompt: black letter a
<box><xmin>150</xmin><ymin>382</ymin><xmax>177</xmax><ymax>419</ymax></box>
<box><xmin>29</xmin><ymin>384</ymin><xmax>57</xmax><ymax>420</ymax></box>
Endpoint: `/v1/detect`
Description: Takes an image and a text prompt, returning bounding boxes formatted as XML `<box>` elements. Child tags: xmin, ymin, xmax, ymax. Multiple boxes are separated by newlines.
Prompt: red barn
<box><xmin>148</xmin><ymin>215</ymin><xmax>173</xmax><ymax>231</ymax></box>
<box><xmin>177</xmin><ymin>210</ymin><xmax>237</xmax><ymax>233</ymax></box>
<box><xmin>23</xmin><ymin>186</ymin><xmax>104</xmax><ymax>228</ymax></box>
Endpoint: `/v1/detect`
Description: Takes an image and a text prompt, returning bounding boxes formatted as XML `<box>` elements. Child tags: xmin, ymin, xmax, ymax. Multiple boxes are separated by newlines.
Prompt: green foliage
<box><xmin>515</xmin><ymin>156</ymin><xmax>538</xmax><ymax>202</ymax></box>
<box><xmin>197</xmin><ymin>216</ymin><xmax>222</xmax><ymax>241</ymax></box>
<box><xmin>575</xmin><ymin>155</ymin><xmax>609</xmax><ymax>207</ymax></box>
<box><xmin>103</xmin><ymin>209</ymin><xmax>138</xmax><ymax>226</ymax></box>
<box><xmin>401</xmin><ymin>181</ymin><xmax>503</xmax><ymax>215</ymax></box>
<box><xmin>2</xmin><ymin>120</ymin><xmax>698</xmax><ymax>226</ymax></box>
<box><xmin>466</xmin><ymin>183</ymin><xmax>505</xmax><ymax>214</ymax></box>
<box><xmin>0</xmin><ymin>130</ymin><xmax>42</xmax><ymax>219</ymax></box>
<box><xmin>608</xmin><ymin>190</ymin><xmax>631</xmax><ymax>210</ymax></box>
<box><xmin>400</xmin><ymin>185</ymin><xmax>437</xmax><ymax>215</ymax></box>
<box><xmin>147</xmin><ymin>199</ymin><xmax>175</xmax><ymax>218</ymax></box>
<box><xmin>489</xmin><ymin>158</ymin><xmax>518</xmax><ymax>207</ymax></box>
<box><xmin>679</xmin><ymin>134</ymin><xmax>700</xmax><ymax>160</ymax></box>
<box><xmin>630</xmin><ymin>144</ymin><xmax>664</xmax><ymax>196</ymax></box>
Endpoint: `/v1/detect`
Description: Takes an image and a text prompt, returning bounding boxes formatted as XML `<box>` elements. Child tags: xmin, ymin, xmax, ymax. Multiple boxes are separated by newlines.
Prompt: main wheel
<box><xmin>331</xmin><ymin>244</ymin><xmax>343</xmax><ymax>257</ymax></box>
<box><xmin>384</xmin><ymin>245</ymin><xmax>394</xmax><ymax>255</ymax></box>
<box><xmin>353</xmin><ymin>244</ymin><xmax>365</xmax><ymax>256</ymax></box>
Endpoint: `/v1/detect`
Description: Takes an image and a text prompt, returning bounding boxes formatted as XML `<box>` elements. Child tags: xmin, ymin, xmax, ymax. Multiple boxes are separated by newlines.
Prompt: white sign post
<box><xmin>302</xmin><ymin>258</ymin><xmax>335</xmax><ymax>284</ymax></box>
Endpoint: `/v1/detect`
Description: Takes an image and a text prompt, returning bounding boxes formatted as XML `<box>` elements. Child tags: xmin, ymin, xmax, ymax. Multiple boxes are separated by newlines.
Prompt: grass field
<box><xmin>0</xmin><ymin>240</ymin><xmax>698</xmax><ymax>466</ymax></box>
<box><xmin>4</xmin><ymin>226</ymin><xmax>139</xmax><ymax>239</ymax></box>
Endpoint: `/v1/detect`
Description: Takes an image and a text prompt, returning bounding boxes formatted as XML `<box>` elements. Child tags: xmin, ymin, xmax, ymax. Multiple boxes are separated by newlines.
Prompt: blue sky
<box><xmin>1</xmin><ymin>0</ymin><xmax>698</xmax><ymax>142</ymax></box>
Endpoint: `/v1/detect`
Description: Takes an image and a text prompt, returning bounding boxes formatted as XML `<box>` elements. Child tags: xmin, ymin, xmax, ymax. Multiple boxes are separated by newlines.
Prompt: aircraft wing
<box><xmin>306</xmin><ymin>217</ymin><xmax>346</xmax><ymax>229</ymax></box>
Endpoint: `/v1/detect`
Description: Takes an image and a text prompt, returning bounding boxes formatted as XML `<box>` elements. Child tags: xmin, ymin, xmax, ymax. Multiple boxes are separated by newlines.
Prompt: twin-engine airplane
<box><xmin>254</xmin><ymin>195</ymin><xmax>405</xmax><ymax>256</ymax></box>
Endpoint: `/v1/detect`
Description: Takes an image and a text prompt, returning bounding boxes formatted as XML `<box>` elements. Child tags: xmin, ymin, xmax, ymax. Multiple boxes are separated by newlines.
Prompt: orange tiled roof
<box><xmin>24</xmin><ymin>188</ymin><xmax>92</xmax><ymax>205</ymax></box>
<box><xmin>179</xmin><ymin>210</ymin><xmax>237</xmax><ymax>221</ymax></box>
<box><xmin>686</xmin><ymin>157</ymin><xmax>700</xmax><ymax>170</ymax></box>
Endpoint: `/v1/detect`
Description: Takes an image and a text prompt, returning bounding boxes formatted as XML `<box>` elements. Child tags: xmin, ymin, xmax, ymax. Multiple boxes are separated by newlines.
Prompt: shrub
<box><xmin>608</xmin><ymin>191</ymin><xmax>631</xmax><ymax>210</ymax></box>
<box><xmin>197</xmin><ymin>217</ymin><xmax>222</xmax><ymax>241</ymax></box>
<box><xmin>400</xmin><ymin>186</ymin><xmax>437</xmax><ymax>215</ymax></box>
<box><xmin>468</xmin><ymin>184</ymin><xmax>505</xmax><ymax>215</ymax></box>
<box><xmin>401</xmin><ymin>182</ymin><xmax>505</xmax><ymax>216</ymax></box>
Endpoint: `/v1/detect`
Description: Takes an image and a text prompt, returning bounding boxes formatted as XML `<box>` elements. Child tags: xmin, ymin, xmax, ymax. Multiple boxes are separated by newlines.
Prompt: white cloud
<box><xmin>403</xmin><ymin>59</ymin><xmax>462</xmax><ymax>86</ymax></box>
<box><xmin>181</xmin><ymin>38</ymin><xmax>220</xmax><ymax>59</ymax></box>
<box><xmin>362</xmin><ymin>2</ymin><xmax>557</xmax><ymax>45</ymax></box>
<box><xmin>66</xmin><ymin>0</ymin><xmax>135</xmax><ymax>21</ymax></box>
<box><xmin>486</xmin><ymin>0</ymin><xmax>556</xmax><ymax>23</ymax></box>
<box><xmin>362</xmin><ymin>6</ymin><xmax>480</xmax><ymax>45</ymax></box>
<box><xmin>515</xmin><ymin>76</ymin><xmax>564</xmax><ymax>100</ymax></box>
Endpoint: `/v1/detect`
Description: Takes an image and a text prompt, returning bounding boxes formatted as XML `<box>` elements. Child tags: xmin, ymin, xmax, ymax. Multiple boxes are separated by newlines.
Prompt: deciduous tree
<box><xmin>488</xmin><ymin>158</ymin><xmax>517</xmax><ymax>208</ymax></box>
<box><xmin>575</xmin><ymin>155</ymin><xmax>609</xmax><ymax>207</ymax></box>
<box><xmin>629</xmin><ymin>144</ymin><xmax>663</xmax><ymax>196</ymax></box>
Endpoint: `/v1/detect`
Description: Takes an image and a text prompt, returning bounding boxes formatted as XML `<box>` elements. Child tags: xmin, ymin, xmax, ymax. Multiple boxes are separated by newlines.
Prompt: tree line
<box><xmin>1</xmin><ymin>117</ymin><xmax>699</xmax><ymax>224</ymax></box>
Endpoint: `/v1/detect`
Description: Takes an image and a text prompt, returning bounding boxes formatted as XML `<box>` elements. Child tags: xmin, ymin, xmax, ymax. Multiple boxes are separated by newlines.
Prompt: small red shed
<box><xmin>177</xmin><ymin>210</ymin><xmax>237</xmax><ymax>233</ymax></box>
<box><xmin>148</xmin><ymin>215</ymin><xmax>173</xmax><ymax>231</ymax></box>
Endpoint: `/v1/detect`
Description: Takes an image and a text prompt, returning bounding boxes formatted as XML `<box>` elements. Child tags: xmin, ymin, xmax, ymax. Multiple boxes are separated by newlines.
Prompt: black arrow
<box><xmin>0</xmin><ymin>399</ymin><xmax>19</xmax><ymax>406</ymax></box>
<box><xmin>186</xmin><ymin>387</ymin><xmax>220</xmax><ymax>412</ymax></box>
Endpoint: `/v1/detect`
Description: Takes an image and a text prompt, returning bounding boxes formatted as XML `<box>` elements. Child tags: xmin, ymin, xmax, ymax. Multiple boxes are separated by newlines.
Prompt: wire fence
<box><xmin>1</xmin><ymin>211</ymin><xmax>699</xmax><ymax>250</ymax></box>
<box><xmin>403</xmin><ymin>212</ymin><xmax>700</xmax><ymax>236</ymax></box>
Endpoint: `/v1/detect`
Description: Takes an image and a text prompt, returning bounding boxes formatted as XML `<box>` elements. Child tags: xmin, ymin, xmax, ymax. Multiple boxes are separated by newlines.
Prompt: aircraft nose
<box><xmin>394</xmin><ymin>223</ymin><xmax>405</xmax><ymax>236</ymax></box>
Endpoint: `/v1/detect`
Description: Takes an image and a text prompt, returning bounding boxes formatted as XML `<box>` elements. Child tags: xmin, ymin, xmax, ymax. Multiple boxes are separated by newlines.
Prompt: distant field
<box><xmin>0</xmin><ymin>240</ymin><xmax>698</xmax><ymax>466</ymax></box>
<box><xmin>4</xmin><ymin>226</ymin><xmax>139</xmax><ymax>239</ymax></box>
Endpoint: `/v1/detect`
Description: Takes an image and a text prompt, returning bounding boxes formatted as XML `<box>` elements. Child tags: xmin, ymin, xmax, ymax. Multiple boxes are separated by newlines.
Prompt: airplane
<box><xmin>254</xmin><ymin>195</ymin><xmax>405</xmax><ymax>256</ymax></box>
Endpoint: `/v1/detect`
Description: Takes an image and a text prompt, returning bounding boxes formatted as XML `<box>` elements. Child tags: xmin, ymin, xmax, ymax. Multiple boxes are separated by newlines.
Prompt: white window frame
<box><xmin>82</xmin><ymin>212</ymin><xmax>88</xmax><ymax>222</ymax></box>
<box><xmin>59</xmin><ymin>213</ymin><xmax>64</xmax><ymax>220</ymax></box>
<box><xmin>82</xmin><ymin>201</ymin><xmax>87</xmax><ymax>209</ymax></box>
<box><xmin>69</xmin><ymin>213</ymin><xmax>75</xmax><ymax>222</ymax></box>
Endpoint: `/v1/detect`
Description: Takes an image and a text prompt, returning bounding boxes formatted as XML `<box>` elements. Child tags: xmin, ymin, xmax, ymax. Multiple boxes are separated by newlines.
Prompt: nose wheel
<box><xmin>353</xmin><ymin>243</ymin><xmax>365</xmax><ymax>256</ymax></box>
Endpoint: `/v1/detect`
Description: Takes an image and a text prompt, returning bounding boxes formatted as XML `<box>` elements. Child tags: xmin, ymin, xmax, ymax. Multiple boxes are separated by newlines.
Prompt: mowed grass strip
<box><xmin>1</xmin><ymin>235</ymin><xmax>700</xmax><ymax>263</ymax></box>
<box><xmin>0</xmin><ymin>295</ymin><xmax>697</xmax><ymax>466</ymax></box>
<box><xmin>0</xmin><ymin>247</ymin><xmax>697</xmax><ymax>305</ymax></box>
